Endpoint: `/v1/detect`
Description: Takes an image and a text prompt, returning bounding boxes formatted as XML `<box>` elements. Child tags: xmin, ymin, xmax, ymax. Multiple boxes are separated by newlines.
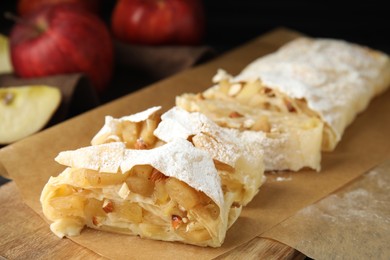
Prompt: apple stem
<box><xmin>4</xmin><ymin>12</ymin><xmax>44</xmax><ymax>33</ymax></box>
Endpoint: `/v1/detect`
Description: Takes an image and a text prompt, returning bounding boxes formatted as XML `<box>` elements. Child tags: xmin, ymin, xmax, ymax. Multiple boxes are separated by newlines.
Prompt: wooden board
<box><xmin>0</xmin><ymin>182</ymin><xmax>304</xmax><ymax>259</ymax></box>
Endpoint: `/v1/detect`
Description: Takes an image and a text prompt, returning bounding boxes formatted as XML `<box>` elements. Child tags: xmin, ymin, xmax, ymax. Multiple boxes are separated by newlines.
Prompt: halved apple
<box><xmin>0</xmin><ymin>34</ymin><xmax>13</xmax><ymax>74</ymax></box>
<box><xmin>0</xmin><ymin>86</ymin><xmax>61</xmax><ymax>144</ymax></box>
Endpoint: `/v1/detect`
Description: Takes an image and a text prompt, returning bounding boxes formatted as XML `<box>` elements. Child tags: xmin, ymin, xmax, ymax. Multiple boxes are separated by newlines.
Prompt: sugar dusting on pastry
<box><xmin>54</xmin><ymin>139</ymin><xmax>224</xmax><ymax>208</ymax></box>
<box><xmin>55</xmin><ymin>142</ymin><xmax>126</xmax><ymax>173</ymax></box>
<box><xmin>120</xmin><ymin>106</ymin><xmax>161</xmax><ymax>122</ymax></box>
<box><xmin>154</xmin><ymin>107</ymin><xmax>240</xmax><ymax>167</ymax></box>
<box><xmin>235</xmin><ymin>37</ymin><xmax>390</xmax><ymax>147</ymax></box>
<box><xmin>155</xmin><ymin>107</ymin><xmax>265</xmax><ymax>205</ymax></box>
<box><xmin>91</xmin><ymin>106</ymin><xmax>161</xmax><ymax>145</ymax></box>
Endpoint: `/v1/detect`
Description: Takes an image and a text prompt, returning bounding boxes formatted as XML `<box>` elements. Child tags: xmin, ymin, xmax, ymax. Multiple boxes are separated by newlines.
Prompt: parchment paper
<box><xmin>0</xmin><ymin>28</ymin><xmax>389</xmax><ymax>259</ymax></box>
<box><xmin>261</xmin><ymin>160</ymin><xmax>390</xmax><ymax>260</ymax></box>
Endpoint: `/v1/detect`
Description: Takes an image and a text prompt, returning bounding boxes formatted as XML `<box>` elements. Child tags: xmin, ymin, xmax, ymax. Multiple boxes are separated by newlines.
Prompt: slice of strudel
<box><xmin>92</xmin><ymin>106</ymin><xmax>265</xmax><ymax>206</ymax></box>
<box><xmin>41</xmin><ymin>140</ymin><xmax>229</xmax><ymax>247</ymax></box>
<box><xmin>209</xmin><ymin>37</ymin><xmax>390</xmax><ymax>151</ymax></box>
<box><xmin>176</xmin><ymin>95</ymin><xmax>323</xmax><ymax>172</ymax></box>
<box><xmin>41</xmin><ymin>107</ymin><xmax>265</xmax><ymax>247</ymax></box>
<box><xmin>154</xmin><ymin>106</ymin><xmax>265</xmax><ymax>205</ymax></box>
<box><xmin>177</xmin><ymin>37</ymin><xmax>390</xmax><ymax>171</ymax></box>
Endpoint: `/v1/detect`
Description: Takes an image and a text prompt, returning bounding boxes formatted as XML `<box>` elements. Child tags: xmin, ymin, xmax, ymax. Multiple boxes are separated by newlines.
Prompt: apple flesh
<box><xmin>10</xmin><ymin>4</ymin><xmax>113</xmax><ymax>93</ymax></box>
<box><xmin>0</xmin><ymin>86</ymin><xmax>61</xmax><ymax>144</ymax></box>
<box><xmin>111</xmin><ymin>0</ymin><xmax>205</xmax><ymax>45</ymax></box>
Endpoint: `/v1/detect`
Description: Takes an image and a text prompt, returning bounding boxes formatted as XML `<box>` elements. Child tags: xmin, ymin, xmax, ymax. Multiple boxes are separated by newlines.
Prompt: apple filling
<box><xmin>92</xmin><ymin>107</ymin><xmax>264</xmax><ymax>205</ymax></box>
<box><xmin>204</xmin><ymin>73</ymin><xmax>319</xmax><ymax>117</ymax></box>
<box><xmin>199</xmin><ymin>73</ymin><xmax>335</xmax><ymax>150</ymax></box>
<box><xmin>91</xmin><ymin>107</ymin><xmax>162</xmax><ymax>149</ymax></box>
<box><xmin>41</xmin><ymin>106</ymin><xmax>263</xmax><ymax>246</ymax></box>
<box><xmin>41</xmin><ymin>164</ymin><xmax>227</xmax><ymax>247</ymax></box>
<box><xmin>176</xmin><ymin>90</ymin><xmax>323</xmax><ymax>172</ymax></box>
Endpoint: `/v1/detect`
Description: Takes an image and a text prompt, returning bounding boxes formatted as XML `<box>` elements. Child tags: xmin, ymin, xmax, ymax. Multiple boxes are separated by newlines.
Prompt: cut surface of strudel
<box><xmin>176</xmin><ymin>94</ymin><xmax>323</xmax><ymax>172</ymax></box>
<box><xmin>92</xmin><ymin>106</ymin><xmax>265</xmax><ymax>206</ymax></box>
<box><xmin>41</xmin><ymin>140</ymin><xmax>229</xmax><ymax>247</ymax></box>
<box><xmin>41</xmin><ymin>107</ymin><xmax>265</xmax><ymax>247</ymax></box>
<box><xmin>200</xmin><ymin>37</ymin><xmax>390</xmax><ymax>151</ymax></box>
<box><xmin>91</xmin><ymin>106</ymin><xmax>162</xmax><ymax>149</ymax></box>
<box><xmin>154</xmin><ymin>106</ymin><xmax>265</xmax><ymax>205</ymax></box>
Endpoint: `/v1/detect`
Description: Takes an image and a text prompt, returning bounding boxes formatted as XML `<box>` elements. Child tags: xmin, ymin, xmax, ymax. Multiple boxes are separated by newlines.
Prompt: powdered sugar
<box><xmin>120</xmin><ymin>106</ymin><xmax>161</xmax><ymax>123</ymax></box>
<box><xmin>54</xmin><ymin>139</ymin><xmax>224</xmax><ymax>208</ymax></box>
<box><xmin>55</xmin><ymin>142</ymin><xmax>126</xmax><ymax>173</ymax></box>
<box><xmin>154</xmin><ymin>107</ymin><xmax>265</xmax><ymax>204</ymax></box>
<box><xmin>91</xmin><ymin>106</ymin><xmax>161</xmax><ymax>145</ymax></box>
<box><xmin>236</xmin><ymin>37</ymin><xmax>390</xmax><ymax>147</ymax></box>
<box><xmin>154</xmin><ymin>107</ymin><xmax>241</xmax><ymax>167</ymax></box>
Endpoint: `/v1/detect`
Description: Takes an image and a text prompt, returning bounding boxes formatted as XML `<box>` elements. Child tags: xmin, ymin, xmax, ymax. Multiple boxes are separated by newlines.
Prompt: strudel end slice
<box><xmin>41</xmin><ymin>140</ymin><xmax>232</xmax><ymax>247</ymax></box>
<box><xmin>205</xmin><ymin>37</ymin><xmax>390</xmax><ymax>151</ymax></box>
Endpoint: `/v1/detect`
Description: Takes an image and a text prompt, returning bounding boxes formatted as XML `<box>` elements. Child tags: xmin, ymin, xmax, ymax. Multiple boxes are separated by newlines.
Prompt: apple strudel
<box><xmin>41</xmin><ymin>107</ymin><xmax>265</xmax><ymax>247</ymax></box>
<box><xmin>177</xmin><ymin>37</ymin><xmax>390</xmax><ymax>171</ymax></box>
<box><xmin>41</xmin><ymin>140</ymin><xmax>230</xmax><ymax>247</ymax></box>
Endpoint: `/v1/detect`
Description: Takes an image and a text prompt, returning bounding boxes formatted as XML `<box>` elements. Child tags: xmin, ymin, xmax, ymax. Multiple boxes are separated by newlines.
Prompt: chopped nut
<box><xmin>262</xmin><ymin>87</ymin><xmax>275</xmax><ymax>97</ymax></box>
<box><xmin>92</xmin><ymin>216</ymin><xmax>99</xmax><ymax>226</ymax></box>
<box><xmin>263</xmin><ymin>102</ymin><xmax>271</xmax><ymax>110</ymax></box>
<box><xmin>134</xmin><ymin>138</ymin><xmax>148</xmax><ymax>149</ymax></box>
<box><xmin>232</xmin><ymin>202</ymin><xmax>241</xmax><ymax>208</ymax></box>
<box><xmin>195</xmin><ymin>93</ymin><xmax>205</xmax><ymax>100</ymax></box>
<box><xmin>284</xmin><ymin>99</ymin><xmax>297</xmax><ymax>112</ymax></box>
<box><xmin>171</xmin><ymin>215</ymin><xmax>182</xmax><ymax>229</ymax></box>
<box><xmin>102</xmin><ymin>200</ymin><xmax>114</xmax><ymax>213</ymax></box>
<box><xmin>149</xmin><ymin>168</ymin><xmax>167</xmax><ymax>182</ymax></box>
<box><xmin>229</xmin><ymin>111</ymin><xmax>244</xmax><ymax>118</ymax></box>
<box><xmin>228</xmin><ymin>83</ymin><xmax>242</xmax><ymax>96</ymax></box>
<box><xmin>213</xmin><ymin>160</ymin><xmax>234</xmax><ymax>172</ymax></box>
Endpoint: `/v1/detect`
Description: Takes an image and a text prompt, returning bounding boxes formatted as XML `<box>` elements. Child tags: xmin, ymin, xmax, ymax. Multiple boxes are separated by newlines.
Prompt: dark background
<box><xmin>203</xmin><ymin>1</ymin><xmax>390</xmax><ymax>54</ymax></box>
<box><xmin>1</xmin><ymin>0</ymin><xmax>389</xmax><ymax>100</ymax></box>
<box><xmin>1</xmin><ymin>1</ymin><xmax>389</xmax><ymax>55</ymax></box>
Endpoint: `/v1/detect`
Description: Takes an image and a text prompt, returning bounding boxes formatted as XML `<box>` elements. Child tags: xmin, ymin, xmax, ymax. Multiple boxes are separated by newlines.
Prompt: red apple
<box><xmin>111</xmin><ymin>0</ymin><xmax>205</xmax><ymax>45</ymax></box>
<box><xmin>17</xmin><ymin>0</ymin><xmax>102</xmax><ymax>17</ymax></box>
<box><xmin>10</xmin><ymin>4</ymin><xmax>113</xmax><ymax>93</ymax></box>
